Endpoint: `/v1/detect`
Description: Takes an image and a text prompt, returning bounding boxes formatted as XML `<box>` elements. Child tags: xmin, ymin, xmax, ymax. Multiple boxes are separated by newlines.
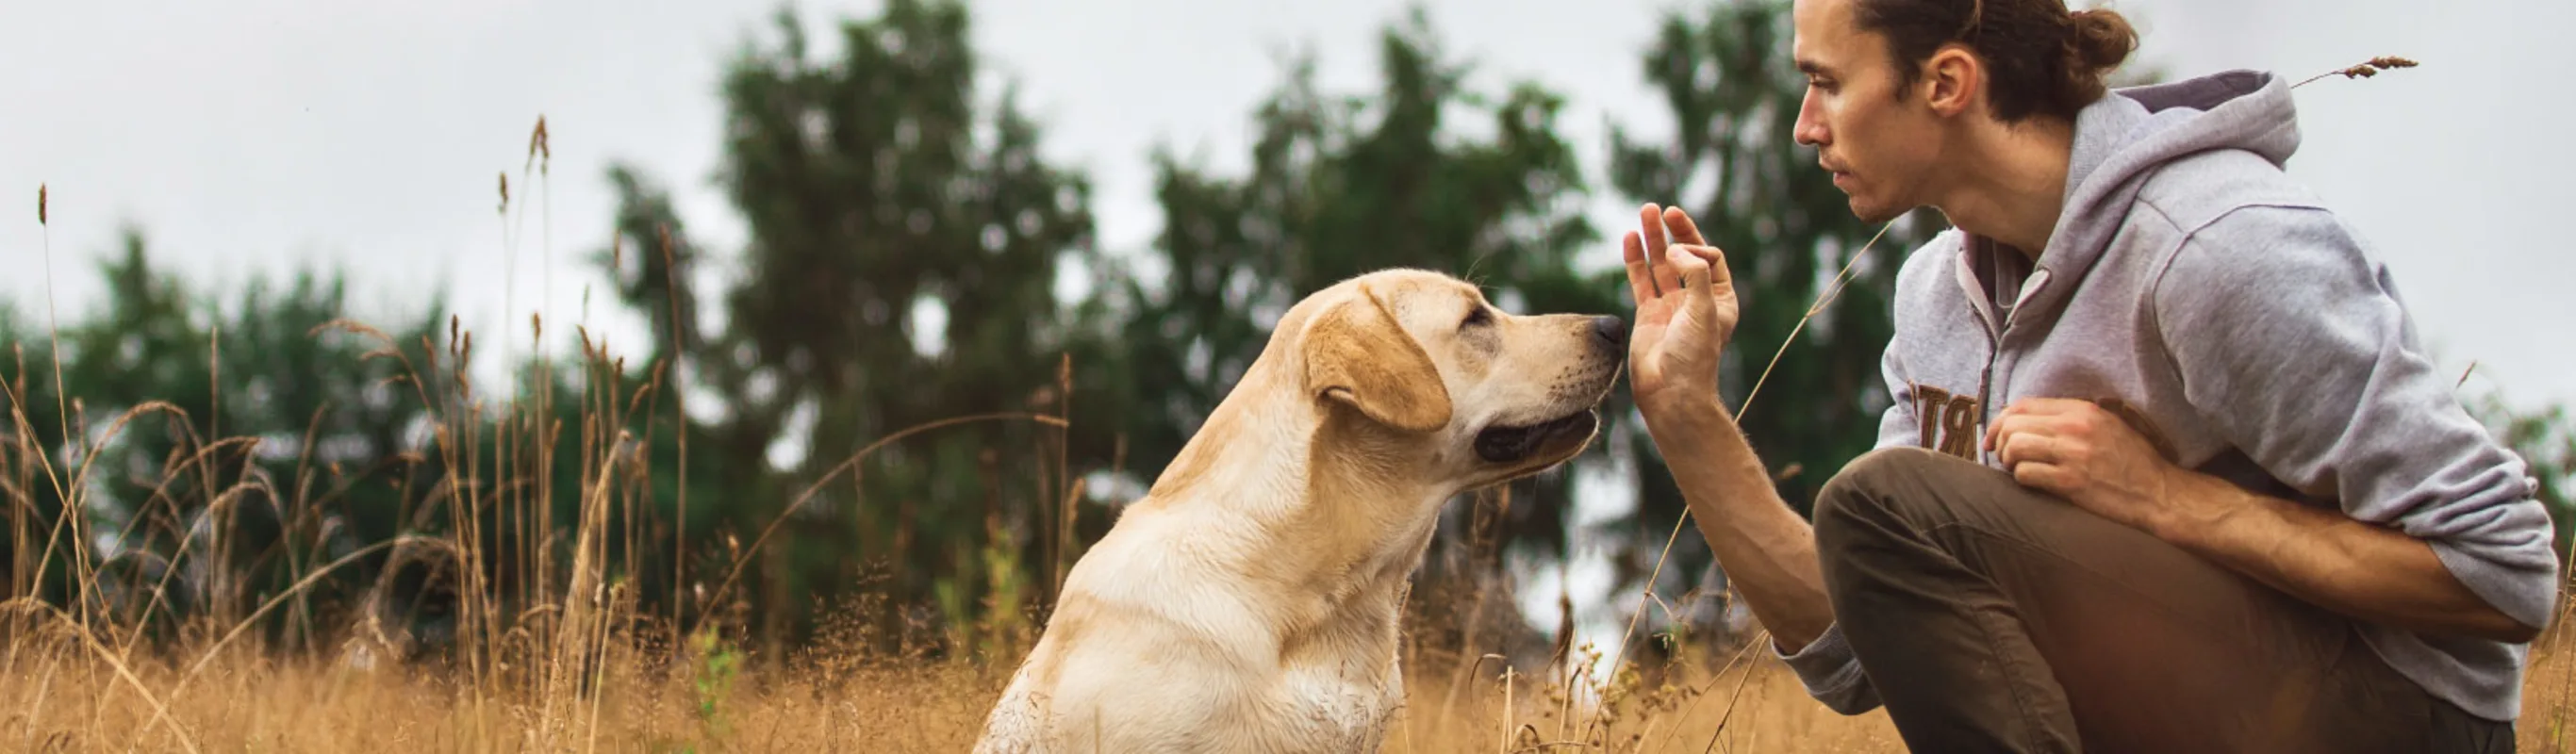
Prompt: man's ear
<box><xmin>1303</xmin><ymin>287</ymin><xmax>1452</xmax><ymax>434</ymax></box>
<box><xmin>1923</xmin><ymin>44</ymin><xmax>1982</xmax><ymax>118</ymax></box>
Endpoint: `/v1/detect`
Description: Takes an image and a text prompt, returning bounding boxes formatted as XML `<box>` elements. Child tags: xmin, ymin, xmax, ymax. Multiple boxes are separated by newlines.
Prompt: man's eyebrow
<box><xmin>1795</xmin><ymin>58</ymin><xmax>1834</xmax><ymax>77</ymax></box>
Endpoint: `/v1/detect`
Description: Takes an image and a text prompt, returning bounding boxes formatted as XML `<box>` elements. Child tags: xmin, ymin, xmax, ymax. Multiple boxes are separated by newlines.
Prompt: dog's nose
<box><xmin>1590</xmin><ymin>316</ymin><xmax>1627</xmax><ymax>352</ymax></box>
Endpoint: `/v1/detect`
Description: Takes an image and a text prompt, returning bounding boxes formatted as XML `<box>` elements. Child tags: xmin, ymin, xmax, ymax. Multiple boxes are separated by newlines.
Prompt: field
<box><xmin>0</xmin><ymin>624</ymin><xmax>1918</xmax><ymax>752</ymax></box>
<box><xmin>7</xmin><ymin>597</ymin><xmax>2576</xmax><ymax>752</ymax></box>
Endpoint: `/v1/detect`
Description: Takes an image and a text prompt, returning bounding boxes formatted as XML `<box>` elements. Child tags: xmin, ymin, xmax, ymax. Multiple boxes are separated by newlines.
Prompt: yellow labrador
<box><xmin>975</xmin><ymin>269</ymin><xmax>1626</xmax><ymax>752</ymax></box>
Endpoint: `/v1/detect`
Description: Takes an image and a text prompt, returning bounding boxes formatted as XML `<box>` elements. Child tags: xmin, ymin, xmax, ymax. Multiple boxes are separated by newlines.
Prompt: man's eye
<box><xmin>1461</xmin><ymin>307</ymin><xmax>1494</xmax><ymax>329</ymax></box>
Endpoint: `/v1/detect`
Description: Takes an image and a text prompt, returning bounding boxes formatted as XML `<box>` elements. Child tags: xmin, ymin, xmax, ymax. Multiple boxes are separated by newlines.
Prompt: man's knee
<box><xmin>1813</xmin><ymin>447</ymin><xmax>1987</xmax><ymax>585</ymax></box>
<box><xmin>1815</xmin><ymin>447</ymin><xmax>1955</xmax><ymax>533</ymax></box>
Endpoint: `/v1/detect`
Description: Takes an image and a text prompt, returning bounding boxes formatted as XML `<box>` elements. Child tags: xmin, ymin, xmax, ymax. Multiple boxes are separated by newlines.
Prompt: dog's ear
<box><xmin>1304</xmin><ymin>286</ymin><xmax>1452</xmax><ymax>434</ymax></box>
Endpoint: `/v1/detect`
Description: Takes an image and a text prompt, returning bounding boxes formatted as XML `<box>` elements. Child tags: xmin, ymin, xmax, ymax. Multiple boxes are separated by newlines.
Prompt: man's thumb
<box><xmin>1668</xmin><ymin>246</ymin><xmax>1717</xmax><ymax>306</ymax></box>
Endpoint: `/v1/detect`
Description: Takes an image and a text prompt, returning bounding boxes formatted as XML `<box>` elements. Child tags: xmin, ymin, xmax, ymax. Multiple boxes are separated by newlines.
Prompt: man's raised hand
<box><xmin>1621</xmin><ymin>203</ymin><xmax>1740</xmax><ymax>418</ymax></box>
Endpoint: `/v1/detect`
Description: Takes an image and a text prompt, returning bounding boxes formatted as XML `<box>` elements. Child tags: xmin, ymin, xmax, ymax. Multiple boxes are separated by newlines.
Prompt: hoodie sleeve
<box><xmin>2152</xmin><ymin>205</ymin><xmax>2560</xmax><ymax>632</ymax></box>
<box><xmin>1770</xmin><ymin>621</ymin><xmax>1883</xmax><ymax>714</ymax></box>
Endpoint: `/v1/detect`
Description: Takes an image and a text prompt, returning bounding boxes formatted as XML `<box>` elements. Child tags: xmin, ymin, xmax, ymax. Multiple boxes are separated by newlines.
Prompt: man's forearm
<box><xmin>2156</xmin><ymin>473</ymin><xmax>2540</xmax><ymax>644</ymax></box>
<box><xmin>1644</xmin><ymin>397</ymin><xmax>1838</xmax><ymax>651</ymax></box>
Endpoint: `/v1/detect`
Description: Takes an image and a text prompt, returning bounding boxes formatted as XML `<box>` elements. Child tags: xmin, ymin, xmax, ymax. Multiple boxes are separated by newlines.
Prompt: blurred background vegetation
<box><xmin>3</xmin><ymin>0</ymin><xmax>2567</xmax><ymax>676</ymax></box>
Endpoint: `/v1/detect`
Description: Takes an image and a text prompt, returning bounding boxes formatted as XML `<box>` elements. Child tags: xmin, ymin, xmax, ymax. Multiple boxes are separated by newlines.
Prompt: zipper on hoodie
<box><xmin>1954</xmin><ymin>245</ymin><xmax>2050</xmax><ymax>467</ymax></box>
<box><xmin>1971</xmin><ymin>320</ymin><xmax>2002</xmax><ymax>467</ymax></box>
<box><xmin>1982</xmin><ymin>271</ymin><xmax>2052</xmax><ymax>466</ymax></box>
<box><xmin>1954</xmin><ymin>247</ymin><xmax>2005</xmax><ymax>466</ymax></box>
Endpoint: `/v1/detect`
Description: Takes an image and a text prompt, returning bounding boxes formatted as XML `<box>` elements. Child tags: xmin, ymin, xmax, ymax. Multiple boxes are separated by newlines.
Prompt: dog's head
<box><xmin>1292</xmin><ymin>269</ymin><xmax>1626</xmax><ymax>487</ymax></box>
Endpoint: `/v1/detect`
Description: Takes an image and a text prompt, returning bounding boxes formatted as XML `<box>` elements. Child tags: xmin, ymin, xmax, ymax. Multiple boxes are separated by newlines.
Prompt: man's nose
<box><xmin>1793</xmin><ymin>118</ymin><xmax>1825</xmax><ymax>147</ymax></box>
<box><xmin>1794</xmin><ymin>90</ymin><xmax>1827</xmax><ymax>146</ymax></box>
<box><xmin>1590</xmin><ymin>316</ymin><xmax>1627</xmax><ymax>353</ymax></box>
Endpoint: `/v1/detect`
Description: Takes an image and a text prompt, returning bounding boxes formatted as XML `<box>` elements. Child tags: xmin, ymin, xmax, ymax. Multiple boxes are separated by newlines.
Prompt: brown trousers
<box><xmin>1810</xmin><ymin>447</ymin><xmax>2514</xmax><ymax>753</ymax></box>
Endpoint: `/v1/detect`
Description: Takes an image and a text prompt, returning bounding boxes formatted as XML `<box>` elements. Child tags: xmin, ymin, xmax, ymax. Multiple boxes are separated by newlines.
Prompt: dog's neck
<box><xmin>1136</xmin><ymin>371</ymin><xmax>1456</xmax><ymax>657</ymax></box>
<box><xmin>1295</xmin><ymin>412</ymin><xmax>1454</xmax><ymax>594</ymax></box>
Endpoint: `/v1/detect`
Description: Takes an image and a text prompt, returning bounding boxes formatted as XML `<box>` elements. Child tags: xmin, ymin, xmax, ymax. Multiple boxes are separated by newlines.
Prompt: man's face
<box><xmin>1792</xmin><ymin>0</ymin><xmax>1946</xmax><ymax>223</ymax></box>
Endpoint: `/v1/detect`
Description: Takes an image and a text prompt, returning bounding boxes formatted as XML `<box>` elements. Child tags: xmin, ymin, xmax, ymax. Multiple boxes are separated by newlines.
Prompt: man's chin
<box><xmin>1847</xmin><ymin>197</ymin><xmax>1907</xmax><ymax>225</ymax></box>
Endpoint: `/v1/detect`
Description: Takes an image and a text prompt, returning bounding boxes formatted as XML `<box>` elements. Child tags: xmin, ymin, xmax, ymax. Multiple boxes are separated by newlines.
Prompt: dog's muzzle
<box><xmin>1474</xmin><ymin>410</ymin><xmax>1599</xmax><ymax>464</ymax></box>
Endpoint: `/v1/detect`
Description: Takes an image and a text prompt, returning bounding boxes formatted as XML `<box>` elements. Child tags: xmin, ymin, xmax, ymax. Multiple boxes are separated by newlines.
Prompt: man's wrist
<box><xmin>1640</xmin><ymin>390</ymin><xmax>1728</xmax><ymax>442</ymax></box>
<box><xmin>1640</xmin><ymin>392</ymin><xmax>1768</xmax><ymax>504</ymax></box>
<box><xmin>2148</xmin><ymin>468</ymin><xmax>2257</xmax><ymax>552</ymax></box>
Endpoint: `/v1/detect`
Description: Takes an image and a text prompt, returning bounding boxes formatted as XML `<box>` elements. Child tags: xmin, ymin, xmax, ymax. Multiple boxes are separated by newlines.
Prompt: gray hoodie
<box><xmin>1775</xmin><ymin>70</ymin><xmax>2559</xmax><ymax>723</ymax></box>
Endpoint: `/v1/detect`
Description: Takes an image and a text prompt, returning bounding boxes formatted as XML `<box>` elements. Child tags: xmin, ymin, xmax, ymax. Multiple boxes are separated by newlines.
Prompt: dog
<box><xmin>974</xmin><ymin>269</ymin><xmax>1627</xmax><ymax>753</ymax></box>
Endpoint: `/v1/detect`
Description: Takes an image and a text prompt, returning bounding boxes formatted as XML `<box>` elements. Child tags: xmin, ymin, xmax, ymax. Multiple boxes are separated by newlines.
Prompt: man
<box><xmin>1619</xmin><ymin>0</ymin><xmax>2558</xmax><ymax>750</ymax></box>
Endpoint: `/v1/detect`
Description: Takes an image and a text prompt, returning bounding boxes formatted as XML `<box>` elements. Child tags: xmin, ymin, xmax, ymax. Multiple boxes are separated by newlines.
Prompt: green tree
<box><xmin>624</xmin><ymin>0</ymin><xmax>1106</xmax><ymax>652</ymax></box>
<box><xmin>1</xmin><ymin>229</ymin><xmax>449</xmax><ymax>647</ymax></box>
<box><xmin>597</xmin><ymin>164</ymin><xmax>705</xmax><ymax>370</ymax></box>
<box><xmin>584</xmin><ymin>163</ymin><xmax>749</xmax><ymax>635</ymax></box>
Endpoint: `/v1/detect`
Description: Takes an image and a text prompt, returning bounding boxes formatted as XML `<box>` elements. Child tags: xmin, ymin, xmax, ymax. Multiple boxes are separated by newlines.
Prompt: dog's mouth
<box><xmin>1474</xmin><ymin>409</ymin><xmax>1599</xmax><ymax>465</ymax></box>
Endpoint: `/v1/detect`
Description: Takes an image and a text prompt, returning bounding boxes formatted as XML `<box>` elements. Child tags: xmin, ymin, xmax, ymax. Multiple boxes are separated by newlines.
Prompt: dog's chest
<box><xmin>1274</xmin><ymin>653</ymin><xmax>1405</xmax><ymax>751</ymax></box>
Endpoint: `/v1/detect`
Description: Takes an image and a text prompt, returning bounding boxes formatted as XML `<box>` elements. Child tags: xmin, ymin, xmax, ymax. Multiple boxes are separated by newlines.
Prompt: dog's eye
<box><xmin>1460</xmin><ymin>306</ymin><xmax>1494</xmax><ymax>330</ymax></box>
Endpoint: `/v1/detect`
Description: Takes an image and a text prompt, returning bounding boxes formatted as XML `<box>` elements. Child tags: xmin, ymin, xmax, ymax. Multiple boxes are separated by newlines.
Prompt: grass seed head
<box><xmin>529</xmin><ymin>116</ymin><xmax>551</xmax><ymax>164</ymax></box>
<box><xmin>2298</xmin><ymin>55</ymin><xmax>2424</xmax><ymax>88</ymax></box>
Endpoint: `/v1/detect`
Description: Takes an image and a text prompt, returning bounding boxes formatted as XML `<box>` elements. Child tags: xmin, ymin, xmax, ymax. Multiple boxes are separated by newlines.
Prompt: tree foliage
<box><xmin>2</xmin><ymin>229</ymin><xmax>450</xmax><ymax>648</ymax></box>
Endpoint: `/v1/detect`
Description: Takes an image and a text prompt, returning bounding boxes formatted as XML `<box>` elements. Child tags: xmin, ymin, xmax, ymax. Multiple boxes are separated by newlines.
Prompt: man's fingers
<box><xmin>1663</xmin><ymin>205</ymin><xmax>1709</xmax><ymax>247</ymax></box>
<box><xmin>1665</xmin><ymin>245</ymin><xmax>1713</xmax><ymax>302</ymax></box>
<box><xmin>1995</xmin><ymin>415</ymin><xmax>2074</xmax><ymax>465</ymax></box>
<box><xmin>1639</xmin><ymin>204</ymin><xmax>1668</xmax><ymax>256</ymax></box>
<box><xmin>1996</xmin><ymin>429</ymin><xmax>2056</xmax><ymax>469</ymax></box>
<box><xmin>1985</xmin><ymin>400</ymin><xmax>2064</xmax><ymax>451</ymax></box>
<box><xmin>1652</xmin><ymin>252</ymin><xmax>1682</xmax><ymax>299</ymax></box>
<box><xmin>1623</xmin><ymin>230</ymin><xmax>1658</xmax><ymax>303</ymax></box>
<box><xmin>1641</xmin><ymin>205</ymin><xmax>1681</xmax><ymax>295</ymax></box>
<box><xmin>1984</xmin><ymin>406</ymin><xmax>2021</xmax><ymax>451</ymax></box>
<box><xmin>2011</xmin><ymin>461</ymin><xmax>2077</xmax><ymax>495</ymax></box>
<box><xmin>1674</xmin><ymin>244</ymin><xmax>1732</xmax><ymax>289</ymax></box>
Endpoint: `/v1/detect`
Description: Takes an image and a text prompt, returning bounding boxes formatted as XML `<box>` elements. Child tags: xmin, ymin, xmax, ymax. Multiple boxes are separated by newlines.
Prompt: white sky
<box><xmin>5</xmin><ymin>0</ymin><xmax>2568</xmax><ymax>664</ymax></box>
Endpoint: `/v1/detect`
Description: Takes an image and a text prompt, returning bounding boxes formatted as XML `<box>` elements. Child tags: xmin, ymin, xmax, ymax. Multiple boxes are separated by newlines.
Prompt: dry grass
<box><xmin>8</xmin><ymin>614</ymin><xmax>2576</xmax><ymax>752</ymax></box>
<box><xmin>0</xmin><ymin>596</ymin><xmax>1910</xmax><ymax>753</ymax></box>
<box><xmin>0</xmin><ymin>618</ymin><xmax>1007</xmax><ymax>751</ymax></box>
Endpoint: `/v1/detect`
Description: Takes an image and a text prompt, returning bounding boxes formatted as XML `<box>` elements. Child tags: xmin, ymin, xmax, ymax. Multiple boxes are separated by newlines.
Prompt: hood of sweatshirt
<box><xmin>2008</xmin><ymin>70</ymin><xmax>2304</xmax><ymax>321</ymax></box>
